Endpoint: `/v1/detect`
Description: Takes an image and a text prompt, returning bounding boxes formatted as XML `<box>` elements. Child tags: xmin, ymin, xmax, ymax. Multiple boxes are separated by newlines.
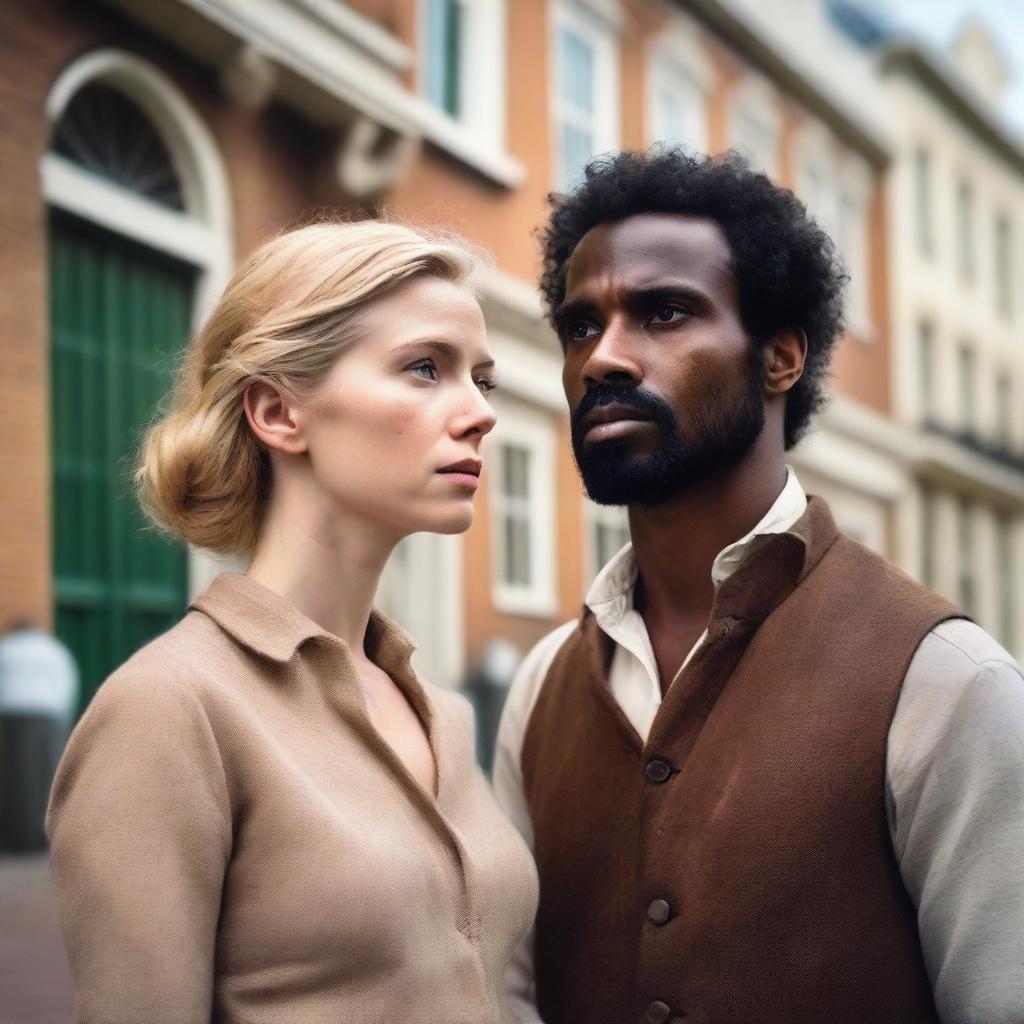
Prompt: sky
<box><xmin>869</xmin><ymin>0</ymin><xmax>1024</xmax><ymax>135</ymax></box>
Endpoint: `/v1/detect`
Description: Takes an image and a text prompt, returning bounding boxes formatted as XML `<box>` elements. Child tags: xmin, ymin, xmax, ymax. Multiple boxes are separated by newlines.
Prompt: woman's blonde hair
<box><xmin>136</xmin><ymin>218</ymin><xmax>481</xmax><ymax>555</ymax></box>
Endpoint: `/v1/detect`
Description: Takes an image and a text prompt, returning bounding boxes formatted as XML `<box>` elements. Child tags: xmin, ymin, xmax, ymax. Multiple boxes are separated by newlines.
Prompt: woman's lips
<box><xmin>437</xmin><ymin>470</ymin><xmax>481</xmax><ymax>490</ymax></box>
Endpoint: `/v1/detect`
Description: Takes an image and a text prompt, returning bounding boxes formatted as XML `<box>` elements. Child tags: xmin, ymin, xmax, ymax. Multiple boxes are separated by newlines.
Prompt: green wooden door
<box><xmin>50</xmin><ymin>212</ymin><xmax>195</xmax><ymax>714</ymax></box>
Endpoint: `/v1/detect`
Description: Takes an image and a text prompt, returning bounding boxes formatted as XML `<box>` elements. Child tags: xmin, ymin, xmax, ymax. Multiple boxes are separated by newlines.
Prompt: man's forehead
<box><xmin>565</xmin><ymin>213</ymin><xmax>732</xmax><ymax>293</ymax></box>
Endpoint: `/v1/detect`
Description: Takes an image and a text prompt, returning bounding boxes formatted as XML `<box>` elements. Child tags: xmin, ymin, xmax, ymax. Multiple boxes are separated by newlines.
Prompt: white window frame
<box><xmin>836</xmin><ymin>155</ymin><xmax>874</xmax><ymax>341</ymax></box>
<box><xmin>418</xmin><ymin>0</ymin><xmax>507</xmax><ymax>155</ymax></box>
<box><xmin>796</xmin><ymin>122</ymin><xmax>839</xmax><ymax>230</ymax></box>
<box><xmin>646</xmin><ymin>20</ymin><xmax>710</xmax><ymax>154</ymax></box>
<box><xmin>728</xmin><ymin>76</ymin><xmax>779</xmax><ymax>179</ymax></box>
<box><xmin>488</xmin><ymin>402</ymin><xmax>557</xmax><ymax>617</ymax></box>
<box><xmin>552</xmin><ymin>0</ymin><xmax>620</xmax><ymax>191</ymax></box>
<box><xmin>797</xmin><ymin>128</ymin><xmax>873</xmax><ymax>341</ymax></box>
<box><xmin>584</xmin><ymin>500</ymin><xmax>631</xmax><ymax>587</ymax></box>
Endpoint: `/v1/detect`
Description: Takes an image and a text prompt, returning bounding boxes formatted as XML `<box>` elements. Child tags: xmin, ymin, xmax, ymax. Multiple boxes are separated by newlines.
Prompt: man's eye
<box><xmin>650</xmin><ymin>305</ymin><xmax>687</xmax><ymax>325</ymax></box>
<box><xmin>568</xmin><ymin>322</ymin><xmax>599</xmax><ymax>342</ymax></box>
<box><xmin>408</xmin><ymin>359</ymin><xmax>439</xmax><ymax>381</ymax></box>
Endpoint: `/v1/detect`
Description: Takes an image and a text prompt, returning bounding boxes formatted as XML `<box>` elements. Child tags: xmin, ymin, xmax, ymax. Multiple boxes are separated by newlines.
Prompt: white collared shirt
<box><xmin>494</xmin><ymin>469</ymin><xmax>1024</xmax><ymax>1024</ymax></box>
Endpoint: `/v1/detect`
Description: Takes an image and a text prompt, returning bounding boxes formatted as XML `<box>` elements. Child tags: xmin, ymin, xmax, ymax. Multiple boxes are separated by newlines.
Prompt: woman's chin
<box><xmin>419</xmin><ymin>505</ymin><xmax>475</xmax><ymax>535</ymax></box>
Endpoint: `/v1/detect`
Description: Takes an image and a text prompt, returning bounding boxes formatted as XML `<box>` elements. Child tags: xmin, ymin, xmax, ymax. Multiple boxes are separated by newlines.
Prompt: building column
<box><xmin>1013</xmin><ymin>516</ymin><xmax>1024</xmax><ymax>662</ymax></box>
<box><xmin>932</xmin><ymin>489</ymin><xmax>960</xmax><ymax>603</ymax></box>
<box><xmin>971</xmin><ymin>503</ymin><xmax>999</xmax><ymax>637</ymax></box>
<box><xmin>895</xmin><ymin>482</ymin><xmax>924</xmax><ymax>580</ymax></box>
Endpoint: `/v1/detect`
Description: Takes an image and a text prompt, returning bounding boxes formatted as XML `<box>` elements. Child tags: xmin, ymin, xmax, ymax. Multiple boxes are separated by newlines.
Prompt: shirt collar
<box><xmin>189</xmin><ymin>573</ymin><xmax>417</xmax><ymax>671</ymax></box>
<box><xmin>584</xmin><ymin>468</ymin><xmax>808</xmax><ymax>625</ymax></box>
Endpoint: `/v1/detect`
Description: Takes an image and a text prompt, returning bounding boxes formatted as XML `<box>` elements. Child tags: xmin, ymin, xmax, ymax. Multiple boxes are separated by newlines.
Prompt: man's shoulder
<box><xmin>895</xmin><ymin>619</ymin><xmax>1023</xmax><ymax>766</ymax></box>
<box><xmin>907</xmin><ymin>618</ymin><xmax>1022</xmax><ymax>696</ymax></box>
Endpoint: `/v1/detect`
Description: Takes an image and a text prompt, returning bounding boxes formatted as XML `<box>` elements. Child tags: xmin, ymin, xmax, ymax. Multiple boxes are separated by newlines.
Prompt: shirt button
<box><xmin>644</xmin><ymin>1000</ymin><xmax>672</xmax><ymax>1023</ymax></box>
<box><xmin>645</xmin><ymin>758</ymin><xmax>673</xmax><ymax>783</ymax></box>
<box><xmin>647</xmin><ymin>898</ymin><xmax>671</xmax><ymax>925</ymax></box>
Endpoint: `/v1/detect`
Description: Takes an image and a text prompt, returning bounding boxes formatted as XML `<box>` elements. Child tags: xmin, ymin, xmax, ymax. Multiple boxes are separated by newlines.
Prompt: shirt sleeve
<box><xmin>46</xmin><ymin>667</ymin><xmax>232</xmax><ymax>1024</ymax></box>
<box><xmin>887</xmin><ymin>620</ymin><xmax>1024</xmax><ymax>1024</ymax></box>
<box><xmin>492</xmin><ymin>621</ymin><xmax>577</xmax><ymax>1024</ymax></box>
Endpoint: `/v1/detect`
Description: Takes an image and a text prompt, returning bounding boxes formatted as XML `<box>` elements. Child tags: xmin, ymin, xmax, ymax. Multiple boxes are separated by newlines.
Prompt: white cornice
<box><xmin>99</xmin><ymin>0</ymin><xmax>524</xmax><ymax>188</ymax></box>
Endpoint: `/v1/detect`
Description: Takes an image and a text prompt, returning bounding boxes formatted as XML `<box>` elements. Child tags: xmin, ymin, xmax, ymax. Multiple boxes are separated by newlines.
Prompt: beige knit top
<box><xmin>46</xmin><ymin>573</ymin><xmax>538</xmax><ymax>1024</ymax></box>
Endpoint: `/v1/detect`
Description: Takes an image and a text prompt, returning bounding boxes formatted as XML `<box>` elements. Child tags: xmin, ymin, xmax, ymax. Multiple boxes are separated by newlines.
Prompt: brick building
<box><xmin>2</xmin><ymin>0</ymin><xmax>1018</xmax><ymax>732</ymax></box>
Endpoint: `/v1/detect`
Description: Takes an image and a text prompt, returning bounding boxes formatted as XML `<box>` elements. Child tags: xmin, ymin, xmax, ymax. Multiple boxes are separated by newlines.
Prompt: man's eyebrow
<box><xmin>552</xmin><ymin>298</ymin><xmax>598</xmax><ymax>331</ymax></box>
<box><xmin>392</xmin><ymin>337</ymin><xmax>495</xmax><ymax>370</ymax></box>
<box><xmin>554</xmin><ymin>283</ymin><xmax>712</xmax><ymax>327</ymax></box>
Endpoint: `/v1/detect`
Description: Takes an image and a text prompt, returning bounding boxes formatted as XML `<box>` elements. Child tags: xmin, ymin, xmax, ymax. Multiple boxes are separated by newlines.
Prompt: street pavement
<box><xmin>0</xmin><ymin>852</ymin><xmax>74</xmax><ymax>1024</ymax></box>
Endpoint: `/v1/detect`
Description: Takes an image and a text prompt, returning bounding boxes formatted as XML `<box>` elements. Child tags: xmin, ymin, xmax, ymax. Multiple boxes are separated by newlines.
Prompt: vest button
<box><xmin>647</xmin><ymin>898</ymin><xmax>671</xmax><ymax>925</ymax></box>
<box><xmin>645</xmin><ymin>758</ymin><xmax>672</xmax><ymax>783</ymax></box>
<box><xmin>643</xmin><ymin>999</ymin><xmax>672</xmax><ymax>1023</ymax></box>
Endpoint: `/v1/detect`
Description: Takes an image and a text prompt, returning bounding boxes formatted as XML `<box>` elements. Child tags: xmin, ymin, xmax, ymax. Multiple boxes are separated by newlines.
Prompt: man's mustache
<box><xmin>571</xmin><ymin>386</ymin><xmax>677</xmax><ymax>446</ymax></box>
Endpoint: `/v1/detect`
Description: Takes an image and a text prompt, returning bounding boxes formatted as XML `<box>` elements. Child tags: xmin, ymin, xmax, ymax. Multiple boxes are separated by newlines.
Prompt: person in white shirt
<box><xmin>0</xmin><ymin>621</ymin><xmax>78</xmax><ymax>850</ymax></box>
<box><xmin>493</xmin><ymin>148</ymin><xmax>1024</xmax><ymax>1024</ymax></box>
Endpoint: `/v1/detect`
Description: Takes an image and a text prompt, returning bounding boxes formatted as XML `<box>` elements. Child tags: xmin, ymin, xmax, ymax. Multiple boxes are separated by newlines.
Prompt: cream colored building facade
<box><xmin>880</xmin><ymin>24</ymin><xmax>1024</xmax><ymax>660</ymax></box>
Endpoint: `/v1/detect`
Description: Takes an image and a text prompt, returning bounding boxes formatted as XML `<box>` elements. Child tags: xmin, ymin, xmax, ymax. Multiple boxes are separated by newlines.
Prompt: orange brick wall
<box><xmin>0</xmin><ymin>2</ymin><xmax>348</xmax><ymax>629</ymax></box>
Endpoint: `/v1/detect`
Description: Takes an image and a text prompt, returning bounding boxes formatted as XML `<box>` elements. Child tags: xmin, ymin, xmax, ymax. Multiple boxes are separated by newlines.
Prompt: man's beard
<box><xmin>570</xmin><ymin>356</ymin><xmax>766</xmax><ymax>507</ymax></box>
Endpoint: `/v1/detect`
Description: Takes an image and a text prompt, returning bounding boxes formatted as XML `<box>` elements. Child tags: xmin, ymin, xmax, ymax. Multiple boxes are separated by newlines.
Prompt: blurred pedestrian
<box><xmin>0</xmin><ymin>619</ymin><xmax>78</xmax><ymax>852</ymax></box>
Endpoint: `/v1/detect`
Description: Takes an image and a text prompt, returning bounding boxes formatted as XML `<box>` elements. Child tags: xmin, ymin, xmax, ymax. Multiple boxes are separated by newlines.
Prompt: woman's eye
<box><xmin>408</xmin><ymin>359</ymin><xmax>439</xmax><ymax>382</ymax></box>
<box><xmin>650</xmin><ymin>305</ymin><xmax>687</xmax><ymax>325</ymax></box>
<box><xmin>476</xmin><ymin>378</ymin><xmax>497</xmax><ymax>395</ymax></box>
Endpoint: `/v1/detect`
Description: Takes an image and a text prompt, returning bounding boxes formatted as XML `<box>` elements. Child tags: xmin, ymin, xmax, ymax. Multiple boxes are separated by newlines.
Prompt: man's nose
<box><xmin>580</xmin><ymin>318</ymin><xmax>642</xmax><ymax>387</ymax></box>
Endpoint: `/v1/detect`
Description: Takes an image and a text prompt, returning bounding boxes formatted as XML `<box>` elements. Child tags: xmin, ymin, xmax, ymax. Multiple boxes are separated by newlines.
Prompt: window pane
<box><xmin>920</xmin><ymin>486</ymin><xmax>934</xmax><ymax>588</ymax></box>
<box><xmin>914</xmin><ymin>147</ymin><xmax>932</xmax><ymax>257</ymax></box>
<box><xmin>958</xmin><ymin>499</ymin><xmax>974</xmax><ymax>614</ymax></box>
<box><xmin>504</xmin><ymin>516</ymin><xmax>532</xmax><ymax>586</ymax></box>
<box><xmin>560</xmin><ymin>124</ymin><xmax>593</xmax><ymax>190</ymax></box>
<box><xmin>918</xmin><ymin>320</ymin><xmax>934</xmax><ymax>422</ymax></box>
<box><xmin>957</xmin><ymin>180</ymin><xmax>974</xmax><ymax>282</ymax></box>
<box><xmin>595</xmin><ymin>521</ymin><xmax>630</xmax><ymax>570</ymax></box>
<box><xmin>652</xmin><ymin>66</ymin><xmax>705</xmax><ymax>153</ymax></box>
<box><xmin>996</xmin><ymin>374</ymin><xmax>1013</xmax><ymax>448</ymax></box>
<box><xmin>996</xmin><ymin>215</ymin><xmax>1013</xmax><ymax>318</ymax></box>
<box><xmin>502</xmin><ymin>445</ymin><xmax>530</xmax><ymax>499</ymax></box>
<box><xmin>733</xmin><ymin>109</ymin><xmax>777</xmax><ymax>176</ymax></box>
<box><xmin>427</xmin><ymin>0</ymin><xmax>462</xmax><ymax>118</ymax></box>
<box><xmin>958</xmin><ymin>343</ymin><xmax>975</xmax><ymax>432</ymax></box>
<box><xmin>560</xmin><ymin>28</ymin><xmax>594</xmax><ymax>114</ymax></box>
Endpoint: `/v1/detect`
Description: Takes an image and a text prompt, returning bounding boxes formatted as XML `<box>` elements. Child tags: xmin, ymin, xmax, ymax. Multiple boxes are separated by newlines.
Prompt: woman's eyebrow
<box><xmin>393</xmin><ymin>338</ymin><xmax>495</xmax><ymax>370</ymax></box>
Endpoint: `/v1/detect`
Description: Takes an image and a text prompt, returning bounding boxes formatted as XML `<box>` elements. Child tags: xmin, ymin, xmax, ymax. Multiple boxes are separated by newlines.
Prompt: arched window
<box><xmin>52</xmin><ymin>82</ymin><xmax>186</xmax><ymax>210</ymax></box>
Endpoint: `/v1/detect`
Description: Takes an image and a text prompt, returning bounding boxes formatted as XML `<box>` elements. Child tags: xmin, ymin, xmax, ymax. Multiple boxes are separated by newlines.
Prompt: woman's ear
<box><xmin>763</xmin><ymin>328</ymin><xmax>808</xmax><ymax>397</ymax></box>
<box><xmin>243</xmin><ymin>382</ymin><xmax>308</xmax><ymax>454</ymax></box>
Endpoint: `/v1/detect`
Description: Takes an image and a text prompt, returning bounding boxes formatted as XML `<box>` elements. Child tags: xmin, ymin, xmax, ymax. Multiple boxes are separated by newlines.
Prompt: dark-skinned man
<box><xmin>493</xmin><ymin>149</ymin><xmax>1024</xmax><ymax>1024</ymax></box>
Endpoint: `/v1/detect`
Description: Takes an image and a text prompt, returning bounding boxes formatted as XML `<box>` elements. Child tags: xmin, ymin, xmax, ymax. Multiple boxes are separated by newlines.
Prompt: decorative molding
<box><xmin>98</xmin><ymin>0</ymin><xmax>524</xmax><ymax>188</ymax></box>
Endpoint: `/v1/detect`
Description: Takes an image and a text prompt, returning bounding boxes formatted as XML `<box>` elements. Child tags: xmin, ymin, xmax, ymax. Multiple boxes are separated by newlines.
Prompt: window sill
<box><xmin>493</xmin><ymin>587</ymin><xmax>560</xmax><ymax>620</ymax></box>
<box><xmin>414</xmin><ymin>103</ymin><xmax>525</xmax><ymax>188</ymax></box>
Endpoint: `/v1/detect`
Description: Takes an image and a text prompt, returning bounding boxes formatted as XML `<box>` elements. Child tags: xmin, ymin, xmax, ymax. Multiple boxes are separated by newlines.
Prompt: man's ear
<box><xmin>243</xmin><ymin>381</ymin><xmax>308</xmax><ymax>455</ymax></box>
<box><xmin>763</xmin><ymin>328</ymin><xmax>807</xmax><ymax>397</ymax></box>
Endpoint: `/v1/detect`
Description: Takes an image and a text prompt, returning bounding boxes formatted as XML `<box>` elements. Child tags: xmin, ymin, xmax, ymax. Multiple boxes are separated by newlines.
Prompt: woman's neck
<box><xmin>245</xmin><ymin>490</ymin><xmax>399</xmax><ymax>656</ymax></box>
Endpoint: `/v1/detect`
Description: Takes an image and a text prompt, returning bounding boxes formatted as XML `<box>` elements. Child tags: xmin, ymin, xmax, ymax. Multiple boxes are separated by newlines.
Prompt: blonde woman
<box><xmin>46</xmin><ymin>220</ymin><xmax>539</xmax><ymax>1024</ymax></box>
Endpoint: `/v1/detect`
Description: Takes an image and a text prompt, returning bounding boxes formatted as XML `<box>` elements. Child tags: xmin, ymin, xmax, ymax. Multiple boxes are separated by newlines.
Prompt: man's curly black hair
<box><xmin>539</xmin><ymin>148</ymin><xmax>849</xmax><ymax>449</ymax></box>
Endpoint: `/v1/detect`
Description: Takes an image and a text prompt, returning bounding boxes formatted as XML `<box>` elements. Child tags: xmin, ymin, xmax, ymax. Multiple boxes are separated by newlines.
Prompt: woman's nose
<box><xmin>453</xmin><ymin>383</ymin><xmax>497</xmax><ymax>439</ymax></box>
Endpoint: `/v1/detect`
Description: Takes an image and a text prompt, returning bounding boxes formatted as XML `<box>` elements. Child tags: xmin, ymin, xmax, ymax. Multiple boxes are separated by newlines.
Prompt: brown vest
<box><xmin>522</xmin><ymin>498</ymin><xmax>964</xmax><ymax>1024</ymax></box>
